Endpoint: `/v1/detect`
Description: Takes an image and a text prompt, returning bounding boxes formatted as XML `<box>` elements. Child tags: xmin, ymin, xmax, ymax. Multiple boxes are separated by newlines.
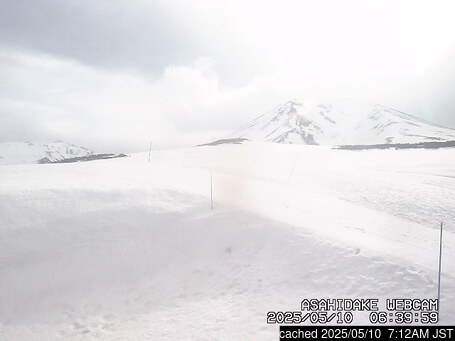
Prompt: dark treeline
<box><xmin>336</xmin><ymin>140</ymin><xmax>455</xmax><ymax>151</ymax></box>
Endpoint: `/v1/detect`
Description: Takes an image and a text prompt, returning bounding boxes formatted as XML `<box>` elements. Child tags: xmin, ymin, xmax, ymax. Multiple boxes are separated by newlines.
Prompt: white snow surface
<box><xmin>0</xmin><ymin>141</ymin><xmax>93</xmax><ymax>165</ymax></box>
<box><xmin>230</xmin><ymin>100</ymin><xmax>455</xmax><ymax>145</ymax></box>
<box><xmin>0</xmin><ymin>143</ymin><xmax>454</xmax><ymax>340</ymax></box>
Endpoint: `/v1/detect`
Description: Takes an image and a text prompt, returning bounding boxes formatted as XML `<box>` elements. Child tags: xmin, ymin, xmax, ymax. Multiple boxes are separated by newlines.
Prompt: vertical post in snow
<box><xmin>210</xmin><ymin>171</ymin><xmax>213</xmax><ymax>210</ymax></box>
<box><xmin>288</xmin><ymin>157</ymin><xmax>298</xmax><ymax>182</ymax></box>
<box><xmin>148</xmin><ymin>141</ymin><xmax>152</xmax><ymax>163</ymax></box>
<box><xmin>437</xmin><ymin>221</ymin><xmax>443</xmax><ymax>318</ymax></box>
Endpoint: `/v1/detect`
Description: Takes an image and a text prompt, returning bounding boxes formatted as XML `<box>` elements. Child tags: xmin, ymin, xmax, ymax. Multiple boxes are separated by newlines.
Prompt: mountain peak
<box><xmin>0</xmin><ymin>141</ymin><xmax>94</xmax><ymax>165</ymax></box>
<box><xmin>229</xmin><ymin>99</ymin><xmax>455</xmax><ymax>145</ymax></box>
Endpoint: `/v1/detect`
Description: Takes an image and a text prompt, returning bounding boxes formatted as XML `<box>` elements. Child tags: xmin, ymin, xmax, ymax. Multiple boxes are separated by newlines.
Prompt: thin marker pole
<box><xmin>288</xmin><ymin>157</ymin><xmax>298</xmax><ymax>182</ymax></box>
<box><xmin>210</xmin><ymin>171</ymin><xmax>213</xmax><ymax>210</ymax></box>
<box><xmin>437</xmin><ymin>221</ymin><xmax>443</xmax><ymax>317</ymax></box>
<box><xmin>148</xmin><ymin>141</ymin><xmax>152</xmax><ymax>163</ymax></box>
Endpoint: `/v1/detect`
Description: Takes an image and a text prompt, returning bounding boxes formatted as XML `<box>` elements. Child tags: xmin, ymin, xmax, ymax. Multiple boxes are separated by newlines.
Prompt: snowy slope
<box><xmin>230</xmin><ymin>100</ymin><xmax>455</xmax><ymax>145</ymax></box>
<box><xmin>1</xmin><ymin>144</ymin><xmax>454</xmax><ymax>339</ymax></box>
<box><xmin>0</xmin><ymin>141</ymin><xmax>93</xmax><ymax>165</ymax></box>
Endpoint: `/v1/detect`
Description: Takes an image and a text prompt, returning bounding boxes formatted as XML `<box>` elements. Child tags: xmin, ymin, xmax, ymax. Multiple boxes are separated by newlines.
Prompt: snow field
<box><xmin>0</xmin><ymin>143</ymin><xmax>454</xmax><ymax>339</ymax></box>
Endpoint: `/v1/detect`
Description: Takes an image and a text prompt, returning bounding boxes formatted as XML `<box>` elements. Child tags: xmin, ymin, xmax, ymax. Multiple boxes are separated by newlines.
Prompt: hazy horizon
<box><xmin>1</xmin><ymin>0</ymin><xmax>455</xmax><ymax>153</ymax></box>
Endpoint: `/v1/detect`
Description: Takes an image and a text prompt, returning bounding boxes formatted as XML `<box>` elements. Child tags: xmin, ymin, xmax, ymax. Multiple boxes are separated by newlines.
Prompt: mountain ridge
<box><xmin>0</xmin><ymin>141</ymin><xmax>94</xmax><ymax>165</ymax></box>
<box><xmin>228</xmin><ymin>99</ymin><xmax>455</xmax><ymax>146</ymax></box>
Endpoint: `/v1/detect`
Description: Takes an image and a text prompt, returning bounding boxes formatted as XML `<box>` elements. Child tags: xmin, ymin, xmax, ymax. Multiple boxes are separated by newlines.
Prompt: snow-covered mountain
<box><xmin>0</xmin><ymin>140</ymin><xmax>93</xmax><ymax>165</ymax></box>
<box><xmin>230</xmin><ymin>100</ymin><xmax>455</xmax><ymax>145</ymax></box>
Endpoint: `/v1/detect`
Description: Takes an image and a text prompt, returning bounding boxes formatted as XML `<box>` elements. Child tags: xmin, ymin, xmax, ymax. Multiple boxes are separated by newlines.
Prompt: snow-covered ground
<box><xmin>0</xmin><ymin>143</ymin><xmax>454</xmax><ymax>340</ymax></box>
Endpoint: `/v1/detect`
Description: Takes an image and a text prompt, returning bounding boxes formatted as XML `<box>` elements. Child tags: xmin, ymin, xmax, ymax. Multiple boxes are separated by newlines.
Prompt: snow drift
<box><xmin>0</xmin><ymin>143</ymin><xmax>454</xmax><ymax>339</ymax></box>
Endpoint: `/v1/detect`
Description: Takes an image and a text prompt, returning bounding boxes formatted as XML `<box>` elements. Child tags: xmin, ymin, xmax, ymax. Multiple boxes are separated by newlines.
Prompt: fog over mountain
<box><xmin>2</xmin><ymin>2</ymin><xmax>455</xmax><ymax>338</ymax></box>
<box><xmin>229</xmin><ymin>100</ymin><xmax>455</xmax><ymax>145</ymax></box>
<box><xmin>1</xmin><ymin>0</ymin><xmax>455</xmax><ymax>151</ymax></box>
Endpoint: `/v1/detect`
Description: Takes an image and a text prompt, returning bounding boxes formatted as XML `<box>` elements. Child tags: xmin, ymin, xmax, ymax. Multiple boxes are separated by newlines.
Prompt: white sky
<box><xmin>1</xmin><ymin>0</ymin><xmax>455</xmax><ymax>152</ymax></box>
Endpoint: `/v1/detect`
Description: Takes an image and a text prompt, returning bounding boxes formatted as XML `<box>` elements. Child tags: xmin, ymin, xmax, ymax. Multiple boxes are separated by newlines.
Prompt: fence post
<box><xmin>148</xmin><ymin>141</ymin><xmax>152</xmax><ymax>163</ymax></box>
<box><xmin>437</xmin><ymin>221</ymin><xmax>443</xmax><ymax>319</ymax></box>
<box><xmin>288</xmin><ymin>157</ymin><xmax>298</xmax><ymax>182</ymax></box>
<box><xmin>210</xmin><ymin>171</ymin><xmax>213</xmax><ymax>210</ymax></box>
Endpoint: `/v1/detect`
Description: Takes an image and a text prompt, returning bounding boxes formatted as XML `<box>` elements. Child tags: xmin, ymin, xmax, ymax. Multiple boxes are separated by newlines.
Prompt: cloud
<box><xmin>0</xmin><ymin>0</ymin><xmax>266</xmax><ymax>85</ymax></box>
<box><xmin>0</xmin><ymin>0</ymin><xmax>454</xmax><ymax>152</ymax></box>
<box><xmin>0</xmin><ymin>0</ymin><xmax>194</xmax><ymax>76</ymax></box>
<box><xmin>0</xmin><ymin>50</ymin><xmax>284</xmax><ymax>152</ymax></box>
